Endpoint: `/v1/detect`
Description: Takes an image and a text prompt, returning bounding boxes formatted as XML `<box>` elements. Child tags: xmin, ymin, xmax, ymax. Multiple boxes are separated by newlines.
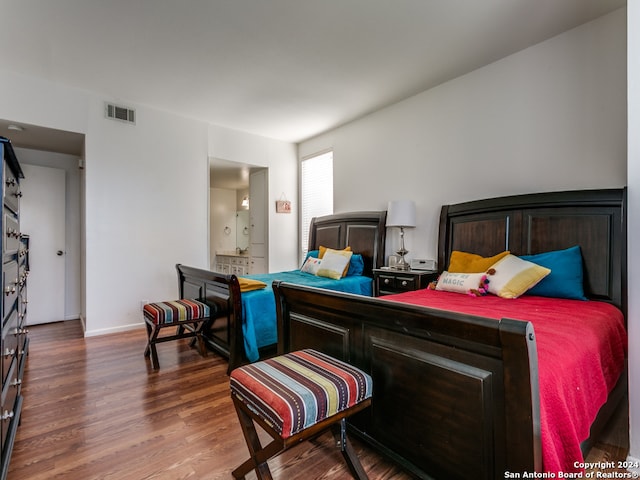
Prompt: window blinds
<box><xmin>301</xmin><ymin>151</ymin><xmax>333</xmax><ymax>261</ymax></box>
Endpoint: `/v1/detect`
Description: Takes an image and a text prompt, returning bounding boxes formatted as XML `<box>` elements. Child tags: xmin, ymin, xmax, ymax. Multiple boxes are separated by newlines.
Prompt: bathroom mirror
<box><xmin>236</xmin><ymin>210</ymin><xmax>249</xmax><ymax>251</ymax></box>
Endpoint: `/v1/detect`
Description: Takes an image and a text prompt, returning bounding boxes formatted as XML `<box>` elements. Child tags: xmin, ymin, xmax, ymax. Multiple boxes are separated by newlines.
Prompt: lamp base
<box><xmin>392</xmin><ymin>250</ymin><xmax>411</xmax><ymax>270</ymax></box>
<box><xmin>391</xmin><ymin>255</ymin><xmax>411</xmax><ymax>270</ymax></box>
<box><xmin>392</xmin><ymin>228</ymin><xmax>411</xmax><ymax>270</ymax></box>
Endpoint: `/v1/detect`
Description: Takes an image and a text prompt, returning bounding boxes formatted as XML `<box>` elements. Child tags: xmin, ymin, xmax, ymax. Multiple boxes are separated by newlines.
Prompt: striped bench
<box><xmin>143</xmin><ymin>299</ymin><xmax>210</xmax><ymax>370</ymax></box>
<box><xmin>230</xmin><ymin>349</ymin><xmax>373</xmax><ymax>479</ymax></box>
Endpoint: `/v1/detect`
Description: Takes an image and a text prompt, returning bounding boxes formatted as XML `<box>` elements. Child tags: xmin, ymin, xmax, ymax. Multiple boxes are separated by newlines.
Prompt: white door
<box><xmin>249</xmin><ymin>169</ymin><xmax>268</xmax><ymax>274</ymax></box>
<box><xmin>20</xmin><ymin>164</ymin><xmax>66</xmax><ymax>325</ymax></box>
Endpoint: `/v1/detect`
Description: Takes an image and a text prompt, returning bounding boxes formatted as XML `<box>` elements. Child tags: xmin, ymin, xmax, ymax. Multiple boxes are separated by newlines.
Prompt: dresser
<box><xmin>215</xmin><ymin>252</ymin><xmax>250</xmax><ymax>276</ymax></box>
<box><xmin>0</xmin><ymin>137</ymin><xmax>27</xmax><ymax>480</ymax></box>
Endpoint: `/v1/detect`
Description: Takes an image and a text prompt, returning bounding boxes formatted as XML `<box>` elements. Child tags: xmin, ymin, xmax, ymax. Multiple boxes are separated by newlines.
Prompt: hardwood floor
<box><xmin>8</xmin><ymin>320</ymin><xmax>407</xmax><ymax>480</ymax></box>
<box><xmin>7</xmin><ymin>320</ymin><xmax>630</xmax><ymax>479</ymax></box>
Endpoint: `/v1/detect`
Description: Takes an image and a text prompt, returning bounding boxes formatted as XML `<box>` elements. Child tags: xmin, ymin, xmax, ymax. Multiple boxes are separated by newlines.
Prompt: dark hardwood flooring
<box><xmin>7</xmin><ymin>320</ymin><xmax>630</xmax><ymax>479</ymax></box>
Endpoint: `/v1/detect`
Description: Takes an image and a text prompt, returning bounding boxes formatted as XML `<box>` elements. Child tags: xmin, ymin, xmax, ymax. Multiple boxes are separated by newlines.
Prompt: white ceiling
<box><xmin>0</xmin><ymin>0</ymin><xmax>626</xmax><ymax>151</ymax></box>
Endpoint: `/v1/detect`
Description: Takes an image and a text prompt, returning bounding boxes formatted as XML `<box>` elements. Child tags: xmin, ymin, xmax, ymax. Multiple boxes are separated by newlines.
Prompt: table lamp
<box><xmin>386</xmin><ymin>200</ymin><xmax>416</xmax><ymax>270</ymax></box>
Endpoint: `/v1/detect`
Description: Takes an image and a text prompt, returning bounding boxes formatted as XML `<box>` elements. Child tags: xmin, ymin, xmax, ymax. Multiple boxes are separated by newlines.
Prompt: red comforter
<box><xmin>382</xmin><ymin>289</ymin><xmax>627</xmax><ymax>474</ymax></box>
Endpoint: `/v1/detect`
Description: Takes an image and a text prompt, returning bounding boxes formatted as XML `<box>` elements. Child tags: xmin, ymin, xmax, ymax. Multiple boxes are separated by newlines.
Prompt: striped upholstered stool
<box><xmin>230</xmin><ymin>349</ymin><xmax>373</xmax><ymax>479</ymax></box>
<box><xmin>143</xmin><ymin>299</ymin><xmax>210</xmax><ymax>369</ymax></box>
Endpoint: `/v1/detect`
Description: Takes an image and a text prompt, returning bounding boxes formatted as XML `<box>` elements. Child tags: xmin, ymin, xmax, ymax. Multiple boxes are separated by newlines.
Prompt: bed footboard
<box><xmin>176</xmin><ymin>264</ymin><xmax>243</xmax><ymax>374</ymax></box>
<box><xmin>273</xmin><ymin>282</ymin><xmax>542</xmax><ymax>479</ymax></box>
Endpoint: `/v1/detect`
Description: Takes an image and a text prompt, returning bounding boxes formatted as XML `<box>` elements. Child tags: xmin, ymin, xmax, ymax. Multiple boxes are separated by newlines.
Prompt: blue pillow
<box><xmin>520</xmin><ymin>246</ymin><xmax>587</xmax><ymax>300</ymax></box>
<box><xmin>346</xmin><ymin>254</ymin><xmax>364</xmax><ymax>276</ymax></box>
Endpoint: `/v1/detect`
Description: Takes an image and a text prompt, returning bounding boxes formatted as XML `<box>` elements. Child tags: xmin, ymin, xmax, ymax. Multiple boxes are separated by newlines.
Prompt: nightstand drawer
<box><xmin>377</xmin><ymin>274</ymin><xmax>416</xmax><ymax>292</ymax></box>
<box><xmin>373</xmin><ymin>269</ymin><xmax>438</xmax><ymax>296</ymax></box>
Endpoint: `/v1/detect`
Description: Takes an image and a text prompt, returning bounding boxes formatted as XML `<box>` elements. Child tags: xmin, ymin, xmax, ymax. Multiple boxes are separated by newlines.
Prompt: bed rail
<box><xmin>176</xmin><ymin>264</ymin><xmax>243</xmax><ymax>374</ymax></box>
<box><xmin>273</xmin><ymin>281</ymin><xmax>541</xmax><ymax>479</ymax></box>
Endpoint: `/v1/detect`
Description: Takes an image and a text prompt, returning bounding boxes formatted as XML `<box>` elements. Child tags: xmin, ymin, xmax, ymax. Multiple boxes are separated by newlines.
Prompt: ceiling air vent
<box><xmin>105</xmin><ymin>102</ymin><xmax>136</xmax><ymax>124</ymax></box>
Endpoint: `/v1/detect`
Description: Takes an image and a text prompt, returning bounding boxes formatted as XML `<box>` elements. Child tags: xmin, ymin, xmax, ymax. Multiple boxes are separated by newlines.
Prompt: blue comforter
<box><xmin>240</xmin><ymin>270</ymin><xmax>372</xmax><ymax>361</ymax></box>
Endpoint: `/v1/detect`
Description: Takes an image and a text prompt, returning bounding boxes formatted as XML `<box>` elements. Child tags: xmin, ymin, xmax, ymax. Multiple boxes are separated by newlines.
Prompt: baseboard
<box><xmin>84</xmin><ymin>322</ymin><xmax>145</xmax><ymax>337</ymax></box>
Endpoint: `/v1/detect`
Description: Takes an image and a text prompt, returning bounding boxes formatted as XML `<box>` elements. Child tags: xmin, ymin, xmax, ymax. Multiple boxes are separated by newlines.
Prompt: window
<box><xmin>300</xmin><ymin>150</ymin><xmax>333</xmax><ymax>261</ymax></box>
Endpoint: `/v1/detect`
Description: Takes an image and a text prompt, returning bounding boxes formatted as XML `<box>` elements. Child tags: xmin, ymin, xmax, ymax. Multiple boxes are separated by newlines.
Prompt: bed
<box><xmin>177</xmin><ymin>210</ymin><xmax>386</xmax><ymax>374</ymax></box>
<box><xmin>272</xmin><ymin>188</ymin><xmax>628</xmax><ymax>479</ymax></box>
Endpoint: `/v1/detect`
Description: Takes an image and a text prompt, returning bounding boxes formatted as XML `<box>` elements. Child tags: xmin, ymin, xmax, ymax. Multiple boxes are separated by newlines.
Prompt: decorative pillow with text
<box><xmin>435</xmin><ymin>271</ymin><xmax>490</xmax><ymax>296</ymax></box>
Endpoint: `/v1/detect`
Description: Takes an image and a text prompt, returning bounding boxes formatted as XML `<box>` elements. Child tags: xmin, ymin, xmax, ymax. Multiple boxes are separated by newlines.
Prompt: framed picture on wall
<box><xmin>276</xmin><ymin>200</ymin><xmax>291</xmax><ymax>213</ymax></box>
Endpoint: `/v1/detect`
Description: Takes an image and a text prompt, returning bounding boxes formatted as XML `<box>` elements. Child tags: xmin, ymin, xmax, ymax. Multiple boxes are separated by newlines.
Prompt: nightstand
<box><xmin>373</xmin><ymin>268</ymin><xmax>439</xmax><ymax>296</ymax></box>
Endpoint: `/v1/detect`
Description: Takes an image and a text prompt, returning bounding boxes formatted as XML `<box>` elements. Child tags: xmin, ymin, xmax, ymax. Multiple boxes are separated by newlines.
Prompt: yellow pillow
<box><xmin>316</xmin><ymin>248</ymin><xmax>353</xmax><ymax>280</ymax></box>
<box><xmin>319</xmin><ymin>245</ymin><xmax>351</xmax><ymax>258</ymax></box>
<box><xmin>319</xmin><ymin>246</ymin><xmax>352</xmax><ymax>277</ymax></box>
<box><xmin>448</xmin><ymin>250</ymin><xmax>510</xmax><ymax>273</ymax></box>
<box><xmin>486</xmin><ymin>254</ymin><xmax>551</xmax><ymax>299</ymax></box>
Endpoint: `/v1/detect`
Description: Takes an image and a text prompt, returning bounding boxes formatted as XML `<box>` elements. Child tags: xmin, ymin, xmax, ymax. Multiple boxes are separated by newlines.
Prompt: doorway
<box><xmin>2</xmin><ymin>119</ymin><xmax>85</xmax><ymax>327</ymax></box>
<box><xmin>209</xmin><ymin>157</ymin><xmax>268</xmax><ymax>274</ymax></box>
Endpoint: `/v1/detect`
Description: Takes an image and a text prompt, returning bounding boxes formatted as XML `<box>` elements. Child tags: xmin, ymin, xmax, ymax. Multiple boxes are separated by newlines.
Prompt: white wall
<box><xmin>83</xmin><ymin>98</ymin><xmax>210</xmax><ymax>335</ymax></box>
<box><xmin>0</xmin><ymin>70</ymin><xmax>298</xmax><ymax>336</ymax></box>
<box><xmin>300</xmin><ymin>9</ymin><xmax>627</xmax><ymax>265</ymax></box>
<box><xmin>627</xmin><ymin>0</ymin><xmax>639</xmax><ymax>466</ymax></box>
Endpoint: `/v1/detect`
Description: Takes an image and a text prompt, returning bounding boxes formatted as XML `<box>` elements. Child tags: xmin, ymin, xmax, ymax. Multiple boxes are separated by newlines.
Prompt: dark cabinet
<box><xmin>373</xmin><ymin>268</ymin><xmax>438</xmax><ymax>296</ymax></box>
<box><xmin>0</xmin><ymin>137</ymin><xmax>27</xmax><ymax>480</ymax></box>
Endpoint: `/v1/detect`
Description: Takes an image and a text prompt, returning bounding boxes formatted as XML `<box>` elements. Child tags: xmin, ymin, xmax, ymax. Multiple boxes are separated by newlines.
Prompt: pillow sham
<box><xmin>487</xmin><ymin>254</ymin><xmax>551</xmax><ymax>299</ymax></box>
<box><xmin>435</xmin><ymin>271</ymin><xmax>490</xmax><ymax>296</ymax></box>
<box><xmin>521</xmin><ymin>246</ymin><xmax>587</xmax><ymax>300</ymax></box>
<box><xmin>316</xmin><ymin>249</ymin><xmax>353</xmax><ymax>280</ymax></box>
<box><xmin>300</xmin><ymin>256</ymin><xmax>322</xmax><ymax>275</ymax></box>
<box><xmin>448</xmin><ymin>250</ymin><xmax>510</xmax><ymax>273</ymax></box>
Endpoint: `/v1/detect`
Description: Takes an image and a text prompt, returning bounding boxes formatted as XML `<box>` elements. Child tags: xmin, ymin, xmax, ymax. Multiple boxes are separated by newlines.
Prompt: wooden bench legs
<box><xmin>143</xmin><ymin>317</ymin><xmax>209</xmax><ymax>370</ymax></box>
<box><xmin>332</xmin><ymin>414</ymin><xmax>370</xmax><ymax>480</ymax></box>
<box><xmin>231</xmin><ymin>396</ymin><xmax>371</xmax><ymax>480</ymax></box>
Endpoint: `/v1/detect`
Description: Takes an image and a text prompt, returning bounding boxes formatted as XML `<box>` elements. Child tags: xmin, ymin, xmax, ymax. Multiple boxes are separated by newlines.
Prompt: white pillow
<box><xmin>487</xmin><ymin>254</ymin><xmax>551</xmax><ymax>299</ymax></box>
<box><xmin>316</xmin><ymin>249</ymin><xmax>353</xmax><ymax>280</ymax></box>
<box><xmin>301</xmin><ymin>256</ymin><xmax>322</xmax><ymax>275</ymax></box>
<box><xmin>435</xmin><ymin>271</ymin><xmax>489</xmax><ymax>296</ymax></box>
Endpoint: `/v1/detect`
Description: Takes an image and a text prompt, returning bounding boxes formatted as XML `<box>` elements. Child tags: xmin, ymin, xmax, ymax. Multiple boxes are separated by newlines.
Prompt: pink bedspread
<box><xmin>382</xmin><ymin>289</ymin><xmax>627</xmax><ymax>474</ymax></box>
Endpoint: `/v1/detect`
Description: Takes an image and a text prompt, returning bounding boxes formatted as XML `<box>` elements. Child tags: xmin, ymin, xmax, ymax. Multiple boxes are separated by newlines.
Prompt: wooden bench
<box><xmin>143</xmin><ymin>299</ymin><xmax>211</xmax><ymax>369</ymax></box>
<box><xmin>229</xmin><ymin>349</ymin><xmax>373</xmax><ymax>479</ymax></box>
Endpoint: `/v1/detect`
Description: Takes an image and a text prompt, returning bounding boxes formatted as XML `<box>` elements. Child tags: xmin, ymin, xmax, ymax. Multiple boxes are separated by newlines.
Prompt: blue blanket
<box><xmin>240</xmin><ymin>270</ymin><xmax>372</xmax><ymax>361</ymax></box>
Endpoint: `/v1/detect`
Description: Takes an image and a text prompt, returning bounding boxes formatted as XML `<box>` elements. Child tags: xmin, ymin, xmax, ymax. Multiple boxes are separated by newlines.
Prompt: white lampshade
<box><xmin>386</xmin><ymin>200</ymin><xmax>416</xmax><ymax>228</ymax></box>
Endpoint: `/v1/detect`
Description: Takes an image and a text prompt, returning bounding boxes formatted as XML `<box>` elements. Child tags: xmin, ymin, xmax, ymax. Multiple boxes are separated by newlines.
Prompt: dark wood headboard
<box><xmin>308</xmin><ymin>211</ymin><xmax>387</xmax><ymax>277</ymax></box>
<box><xmin>437</xmin><ymin>188</ymin><xmax>627</xmax><ymax>316</ymax></box>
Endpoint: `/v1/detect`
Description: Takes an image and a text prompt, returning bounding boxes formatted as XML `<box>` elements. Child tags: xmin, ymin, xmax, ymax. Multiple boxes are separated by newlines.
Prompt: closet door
<box><xmin>249</xmin><ymin>169</ymin><xmax>267</xmax><ymax>273</ymax></box>
<box><xmin>20</xmin><ymin>164</ymin><xmax>66</xmax><ymax>324</ymax></box>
